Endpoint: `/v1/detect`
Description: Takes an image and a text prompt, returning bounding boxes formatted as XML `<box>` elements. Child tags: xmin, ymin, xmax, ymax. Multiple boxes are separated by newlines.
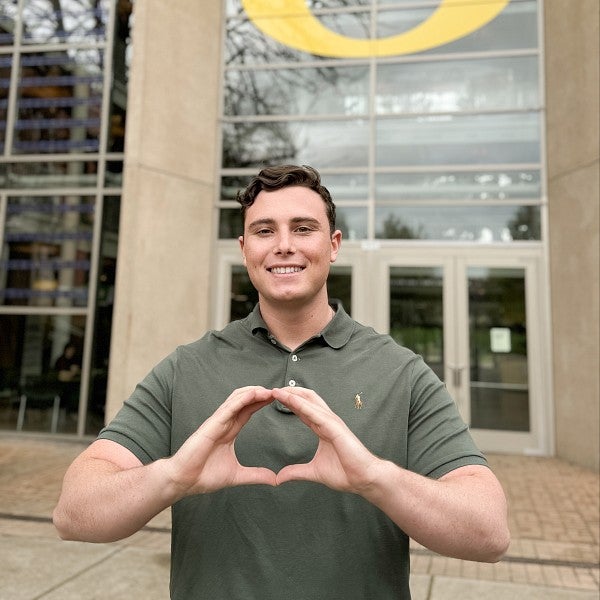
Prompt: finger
<box><xmin>275</xmin><ymin>386</ymin><xmax>329</xmax><ymax>408</ymax></box>
<box><xmin>271</xmin><ymin>388</ymin><xmax>341</xmax><ymax>437</ymax></box>
<box><xmin>201</xmin><ymin>388</ymin><xmax>273</xmax><ymax>441</ymax></box>
<box><xmin>216</xmin><ymin>386</ymin><xmax>273</xmax><ymax>422</ymax></box>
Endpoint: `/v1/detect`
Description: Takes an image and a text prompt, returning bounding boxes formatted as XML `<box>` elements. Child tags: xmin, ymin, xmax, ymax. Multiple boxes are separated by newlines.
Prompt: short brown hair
<box><xmin>236</xmin><ymin>165</ymin><xmax>336</xmax><ymax>233</ymax></box>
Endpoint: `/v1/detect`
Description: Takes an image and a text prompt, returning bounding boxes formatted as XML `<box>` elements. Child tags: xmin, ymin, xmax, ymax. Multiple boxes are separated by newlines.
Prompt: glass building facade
<box><xmin>0</xmin><ymin>0</ymin><xmax>131</xmax><ymax>435</ymax></box>
<box><xmin>0</xmin><ymin>1</ymin><xmax>596</xmax><ymax>467</ymax></box>
<box><xmin>218</xmin><ymin>0</ymin><xmax>543</xmax><ymax>244</ymax></box>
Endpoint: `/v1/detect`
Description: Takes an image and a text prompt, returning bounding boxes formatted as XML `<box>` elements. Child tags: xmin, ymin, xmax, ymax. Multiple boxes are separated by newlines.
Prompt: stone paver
<box><xmin>0</xmin><ymin>433</ymin><xmax>598</xmax><ymax>597</ymax></box>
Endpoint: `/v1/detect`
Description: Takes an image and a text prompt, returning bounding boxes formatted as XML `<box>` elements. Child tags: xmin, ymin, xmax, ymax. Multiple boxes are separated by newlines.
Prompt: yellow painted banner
<box><xmin>242</xmin><ymin>0</ymin><xmax>511</xmax><ymax>58</ymax></box>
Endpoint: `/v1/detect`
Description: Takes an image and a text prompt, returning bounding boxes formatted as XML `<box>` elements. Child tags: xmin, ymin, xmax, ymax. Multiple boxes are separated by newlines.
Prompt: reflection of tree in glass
<box><xmin>222</xmin><ymin>122</ymin><xmax>299</xmax><ymax>169</ymax></box>
<box><xmin>377</xmin><ymin>213</ymin><xmax>424</xmax><ymax>239</ymax></box>
<box><xmin>507</xmin><ymin>206</ymin><xmax>540</xmax><ymax>240</ymax></box>
<box><xmin>22</xmin><ymin>0</ymin><xmax>106</xmax><ymax>44</ymax></box>
<box><xmin>223</xmin><ymin>2</ymin><xmax>370</xmax><ymax>168</ymax></box>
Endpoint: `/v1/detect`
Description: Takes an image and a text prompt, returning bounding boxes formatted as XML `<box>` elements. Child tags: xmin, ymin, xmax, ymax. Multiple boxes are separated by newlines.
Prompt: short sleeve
<box><xmin>98</xmin><ymin>350</ymin><xmax>177</xmax><ymax>464</ymax></box>
<box><xmin>406</xmin><ymin>356</ymin><xmax>487</xmax><ymax>478</ymax></box>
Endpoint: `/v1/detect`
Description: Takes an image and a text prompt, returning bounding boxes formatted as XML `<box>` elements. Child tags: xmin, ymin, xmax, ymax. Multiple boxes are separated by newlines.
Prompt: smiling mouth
<box><xmin>269</xmin><ymin>266</ymin><xmax>304</xmax><ymax>274</ymax></box>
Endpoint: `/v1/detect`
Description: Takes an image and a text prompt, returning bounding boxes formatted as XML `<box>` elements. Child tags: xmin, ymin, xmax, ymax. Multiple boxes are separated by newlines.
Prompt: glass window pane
<box><xmin>1</xmin><ymin>197</ymin><xmax>95</xmax><ymax>307</ymax></box>
<box><xmin>105</xmin><ymin>159</ymin><xmax>123</xmax><ymax>187</ymax></box>
<box><xmin>0</xmin><ymin>313</ymin><xmax>85</xmax><ymax>434</ymax></box>
<box><xmin>376</xmin><ymin>113</ymin><xmax>541</xmax><ymax>167</ymax></box>
<box><xmin>378</xmin><ymin>1</ymin><xmax>538</xmax><ymax>54</ymax></box>
<box><xmin>219</xmin><ymin>208</ymin><xmax>243</xmax><ymax>239</ymax></box>
<box><xmin>389</xmin><ymin>266</ymin><xmax>444</xmax><ymax>380</ymax></box>
<box><xmin>468</xmin><ymin>267</ymin><xmax>529</xmax><ymax>431</ymax></box>
<box><xmin>87</xmin><ymin>197</ymin><xmax>121</xmax><ymax>436</ymax></box>
<box><xmin>21</xmin><ymin>0</ymin><xmax>110</xmax><ymax>44</ymax></box>
<box><xmin>15</xmin><ymin>49</ymin><xmax>103</xmax><ymax>154</ymax></box>
<box><xmin>0</xmin><ymin>2</ymin><xmax>18</xmax><ymax>46</ymax></box>
<box><xmin>318</xmin><ymin>10</ymin><xmax>371</xmax><ymax>39</ymax></box>
<box><xmin>322</xmin><ymin>173</ymin><xmax>368</xmax><ymax>201</ymax></box>
<box><xmin>222</xmin><ymin>120</ymin><xmax>369</xmax><ymax>169</ymax></box>
<box><xmin>337</xmin><ymin>206</ymin><xmax>368</xmax><ymax>240</ymax></box>
<box><xmin>376</xmin><ymin>56</ymin><xmax>539</xmax><ymax>115</ymax></box>
<box><xmin>375</xmin><ymin>170</ymin><xmax>541</xmax><ymax>202</ymax></box>
<box><xmin>375</xmin><ymin>205</ymin><xmax>541</xmax><ymax>241</ymax></box>
<box><xmin>221</xmin><ymin>175</ymin><xmax>253</xmax><ymax>201</ymax></box>
<box><xmin>224</xmin><ymin>65</ymin><xmax>370</xmax><ymax>117</ymax></box>
<box><xmin>108</xmin><ymin>0</ymin><xmax>132</xmax><ymax>153</ymax></box>
<box><xmin>328</xmin><ymin>265</ymin><xmax>352</xmax><ymax>315</ymax></box>
<box><xmin>0</xmin><ymin>55</ymin><xmax>11</xmax><ymax>152</ymax></box>
<box><xmin>0</xmin><ymin>161</ymin><xmax>98</xmax><ymax>188</ymax></box>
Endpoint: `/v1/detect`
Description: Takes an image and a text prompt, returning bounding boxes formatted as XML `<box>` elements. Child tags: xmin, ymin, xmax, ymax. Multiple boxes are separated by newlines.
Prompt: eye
<box><xmin>295</xmin><ymin>225</ymin><xmax>314</xmax><ymax>233</ymax></box>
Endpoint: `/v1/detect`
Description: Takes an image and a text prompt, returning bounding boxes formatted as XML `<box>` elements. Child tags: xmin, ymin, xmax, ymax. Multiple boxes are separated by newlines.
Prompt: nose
<box><xmin>274</xmin><ymin>230</ymin><xmax>295</xmax><ymax>255</ymax></box>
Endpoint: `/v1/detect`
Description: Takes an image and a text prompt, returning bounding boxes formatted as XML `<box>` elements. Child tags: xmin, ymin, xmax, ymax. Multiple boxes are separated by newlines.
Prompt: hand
<box><xmin>166</xmin><ymin>386</ymin><xmax>277</xmax><ymax>497</ymax></box>
<box><xmin>271</xmin><ymin>386</ymin><xmax>383</xmax><ymax>494</ymax></box>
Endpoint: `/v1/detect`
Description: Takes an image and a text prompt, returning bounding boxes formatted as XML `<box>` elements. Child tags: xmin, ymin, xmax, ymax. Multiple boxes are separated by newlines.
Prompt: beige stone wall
<box><xmin>545</xmin><ymin>0</ymin><xmax>600</xmax><ymax>469</ymax></box>
<box><xmin>106</xmin><ymin>1</ymin><xmax>222</xmax><ymax>420</ymax></box>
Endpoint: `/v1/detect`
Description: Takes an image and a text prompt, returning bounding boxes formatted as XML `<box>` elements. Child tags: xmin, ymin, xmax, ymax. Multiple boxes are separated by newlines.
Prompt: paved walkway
<box><xmin>0</xmin><ymin>434</ymin><xmax>598</xmax><ymax>599</ymax></box>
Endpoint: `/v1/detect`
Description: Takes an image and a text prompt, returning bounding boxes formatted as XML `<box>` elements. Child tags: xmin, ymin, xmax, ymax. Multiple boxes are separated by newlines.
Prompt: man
<box><xmin>54</xmin><ymin>165</ymin><xmax>509</xmax><ymax>599</ymax></box>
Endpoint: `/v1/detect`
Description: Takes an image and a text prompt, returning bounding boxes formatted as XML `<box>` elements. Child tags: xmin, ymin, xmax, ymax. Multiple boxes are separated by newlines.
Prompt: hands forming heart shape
<box><xmin>166</xmin><ymin>385</ymin><xmax>382</xmax><ymax>500</ymax></box>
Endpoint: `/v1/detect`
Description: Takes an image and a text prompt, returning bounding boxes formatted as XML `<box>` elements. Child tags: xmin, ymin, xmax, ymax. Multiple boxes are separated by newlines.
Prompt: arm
<box><xmin>53</xmin><ymin>386</ymin><xmax>277</xmax><ymax>543</ymax></box>
<box><xmin>272</xmin><ymin>386</ymin><xmax>510</xmax><ymax>562</ymax></box>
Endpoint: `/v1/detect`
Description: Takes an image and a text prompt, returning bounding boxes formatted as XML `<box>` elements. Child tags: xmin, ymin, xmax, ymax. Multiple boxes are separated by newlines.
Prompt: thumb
<box><xmin>235</xmin><ymin>466</ymin><xmax>277</xmax><ymax>487</ymax></box>
<box><xmin>276</xmin><ymin>462</ymin><xmax>315</xmax><ymax>486</ymax></box>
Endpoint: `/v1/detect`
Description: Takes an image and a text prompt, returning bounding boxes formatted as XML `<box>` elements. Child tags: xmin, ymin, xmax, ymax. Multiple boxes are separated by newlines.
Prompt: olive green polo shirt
<box><xmin>99</xmin><ymin>304</ymin><xmax>486</xmax><ymax>600</ymax></box>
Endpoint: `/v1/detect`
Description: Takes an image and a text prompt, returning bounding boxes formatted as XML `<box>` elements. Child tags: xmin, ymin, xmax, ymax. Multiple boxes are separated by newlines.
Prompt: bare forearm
<box><xmin>53</xmin><ymin>457</ymin><xmax>179</xmax><ymax>543</ymax></box>
<box><xmin>362</xmin><ymin>461</ymin><xmax>510</xmax><ymax>562</ymax></box>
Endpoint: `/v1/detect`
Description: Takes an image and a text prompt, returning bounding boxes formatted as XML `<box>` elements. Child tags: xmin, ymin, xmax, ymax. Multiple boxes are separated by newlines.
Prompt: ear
<box><xmin>238</xmin><ymin>236</ymin><xmax>246</xmax><ymax>265</ymax></box>
<box><xmin>330</xmin><ymin>229</ymin><xmax>342</xmax><ymax>263</ymax></box>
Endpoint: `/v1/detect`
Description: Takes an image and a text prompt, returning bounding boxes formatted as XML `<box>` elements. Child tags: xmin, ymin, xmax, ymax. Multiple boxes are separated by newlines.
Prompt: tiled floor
<box><xmin>410</xmin><ymin>453</ymin><xmax>599</xmax><ymax>592</ymax></box>
<box><xmin>0</xmin><ymin>434</ymin><xmax>598</xmax><ymax>595</ymax></box>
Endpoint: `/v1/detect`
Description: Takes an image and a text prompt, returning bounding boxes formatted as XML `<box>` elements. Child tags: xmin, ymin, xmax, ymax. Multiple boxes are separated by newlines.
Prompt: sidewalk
<box><xmin>1</xmin><ymin>434</ymin><xmax>598</xmax><ymax>599</ymax></box>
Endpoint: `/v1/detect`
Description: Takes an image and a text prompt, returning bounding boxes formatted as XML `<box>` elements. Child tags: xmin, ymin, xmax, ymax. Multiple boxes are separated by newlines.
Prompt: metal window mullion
<box><xmin>224</xmin><ymin>48</ymin><xmax>540</xmax><ymax>74</ymax></box>
<box><xmin>366</xmin><ymin>0</ymin><xmax>378</xmax><ymax>242</ymax></box>
<box><xmin>76</xmin><ymin>0</ymin><xmax>118</xmax><ymax>439</ymax></box>
<box><xmin>0</xmin><ymin>187</ymin><xmax>101</xmax><ymax>196</ymax></box>
<box><xmin>222</xmin><ymin>106</ymin><xmax>543</xmax><ymax>124</ymax></box>
<box><xmin>97</xmin><ymin>0</ymin><xmax>116</xmax><ymax>186</ymax></box>
<box><xmin>0</xmin><ymin>153</ymin><xmax>117</xmax><ymax>163</ymax></box>
<box><xmin>0</xmin><ymin>306</ymin><xmax>89</xmax><ymax>316</ymax></box>
<box><xmin>3</xmin><ymin>0</ymin><xmax>24</xmax><ymax>157</ymax></box>
<box><xmin>17</xmin><ymin>41</ymin><xmax>106</xmax><ymax>55</ymax></box>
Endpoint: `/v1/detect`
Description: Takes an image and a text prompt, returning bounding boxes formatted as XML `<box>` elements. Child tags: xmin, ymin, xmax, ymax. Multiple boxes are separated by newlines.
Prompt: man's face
<box><xmin>239</xmin><ymin>186</ymin><xmax>342</xmax><ymax>309</ymax></box>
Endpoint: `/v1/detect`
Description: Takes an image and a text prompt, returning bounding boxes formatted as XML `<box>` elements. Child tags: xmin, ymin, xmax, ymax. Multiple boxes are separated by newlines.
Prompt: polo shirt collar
<box><xmin>248</xmin><ymin>302</ymin><xmax>354</xmax><ymax>349</ymax></box>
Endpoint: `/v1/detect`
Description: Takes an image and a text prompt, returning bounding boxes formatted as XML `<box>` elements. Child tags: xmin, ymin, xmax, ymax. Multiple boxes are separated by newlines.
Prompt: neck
<box><xmin>259</xmin><ymin>296</ymin><xmax>334</xmax><ymax>350</ymax></box>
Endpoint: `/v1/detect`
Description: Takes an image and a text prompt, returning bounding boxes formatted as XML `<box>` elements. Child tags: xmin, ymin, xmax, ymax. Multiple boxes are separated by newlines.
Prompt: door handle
<box><xmin>448</xmin><ymin>365</ymin><xmax>466</xmax><ymax>387</ymax></box>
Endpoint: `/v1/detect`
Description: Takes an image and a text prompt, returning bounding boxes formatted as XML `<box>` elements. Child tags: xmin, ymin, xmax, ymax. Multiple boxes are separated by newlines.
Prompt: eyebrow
<box><xmin>247</xmin><ymin>216</ymin><xmax>322</xmax><ymax>230</ymax></box>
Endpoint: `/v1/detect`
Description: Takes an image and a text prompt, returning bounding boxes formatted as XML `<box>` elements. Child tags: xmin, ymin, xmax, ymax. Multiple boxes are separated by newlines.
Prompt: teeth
<box><xmin>271</xmin><ymin>266</ymin><xmax>303</xmax><ymax>274</ymax></box>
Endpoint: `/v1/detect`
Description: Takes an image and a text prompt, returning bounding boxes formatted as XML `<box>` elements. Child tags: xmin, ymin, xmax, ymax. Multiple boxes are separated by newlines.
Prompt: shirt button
<box><xmin>288</xmin><ymin>379</ymin><xmax>296</xmax><ymax>387</ymax></box>
<box><xmin>291</xmin><ymin>354</ymin><xmax>298</xmax><ymax>362</ymax></box>
<box><xmin>270</xmin><ymin>338</ymin><xmax>277</xmax><ymax>345</ymax></box>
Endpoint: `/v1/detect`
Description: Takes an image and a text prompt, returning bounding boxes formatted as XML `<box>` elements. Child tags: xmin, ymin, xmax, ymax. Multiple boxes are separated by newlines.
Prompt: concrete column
<box><xmin>106</xmin><ymin>1</ymin><xmax>222</xmax><ymax>420</ymax></box>
<box><xmin>545</xmin><ymin>0</ymin><xmax>599</xmax><ymax>469</ymax></box>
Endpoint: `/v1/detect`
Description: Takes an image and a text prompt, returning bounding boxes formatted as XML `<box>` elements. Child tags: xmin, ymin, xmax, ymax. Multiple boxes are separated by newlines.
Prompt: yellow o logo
<box><xmin>242</xmin><ymin>0</ymin><xmax>510</xmax><ymax>58</ymax></box>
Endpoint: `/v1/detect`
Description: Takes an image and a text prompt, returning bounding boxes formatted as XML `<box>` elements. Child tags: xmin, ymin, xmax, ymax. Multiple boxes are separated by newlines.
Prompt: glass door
<box><xmin>378</xmin><ymin>249</ymin><xmax>551</xmax><ymax>455</ymax></box>
<box><xmin>467</xmin><ymin>266</ymin><xmax>530</xmax><ymax>433</ymax></box>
